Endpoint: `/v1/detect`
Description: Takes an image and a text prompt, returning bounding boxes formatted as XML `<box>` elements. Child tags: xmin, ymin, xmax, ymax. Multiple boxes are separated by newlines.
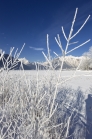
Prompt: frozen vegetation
<box><xmin>0</xmin><ymin>8</ymin><xmax>92</xmax><ymax>139</ymax></box>
<box><xmin>0</xmin><ymin>70</ymin><xmax>92</xmax><ymax>139</ymax></box>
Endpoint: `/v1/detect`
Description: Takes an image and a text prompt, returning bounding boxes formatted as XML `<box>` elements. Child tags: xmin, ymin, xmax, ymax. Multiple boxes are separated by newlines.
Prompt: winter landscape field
<box><xmin>0</xmin><ymin>7</ymin><xmax>92</xmax><ymax>139</ymax></box>
<box><xmin>0</xmin><ymin>70</ymin><xmax>92</xmax><ymax>139</ymax></box>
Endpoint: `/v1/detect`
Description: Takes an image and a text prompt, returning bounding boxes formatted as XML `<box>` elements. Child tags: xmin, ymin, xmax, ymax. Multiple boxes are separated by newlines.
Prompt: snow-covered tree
<box><xmin>80</xmin><ymin>46</ymin><xmax>92</xmax><ymax>70</ymax></box>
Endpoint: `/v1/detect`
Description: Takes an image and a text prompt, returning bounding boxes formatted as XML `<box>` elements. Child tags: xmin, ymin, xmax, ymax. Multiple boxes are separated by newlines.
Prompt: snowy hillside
<box><xmin>0</xmin><ymin>54</ymin><xmax>44</xmax><ymax>70</ymax></box>
<box><xmin>0</xmin><ymin>54</ymin><xmax>91</xmax><ymax>70</ymax></box>
<box><xmin>18</xmin><ymin>57</ymin><xmax>30</xmax><ymax>65</ymax></box>
<box><xmin>42</xmin><ymin>55</ymin><xmax>86</xmax><ymax>70</ymax></box>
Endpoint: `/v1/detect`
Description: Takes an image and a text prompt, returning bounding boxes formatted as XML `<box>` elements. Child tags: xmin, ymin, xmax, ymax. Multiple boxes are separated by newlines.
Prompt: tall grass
<box><xmin>0</xmin><ymin>8</ymin><xmax>91</xmax><ymax>139</ymax></box>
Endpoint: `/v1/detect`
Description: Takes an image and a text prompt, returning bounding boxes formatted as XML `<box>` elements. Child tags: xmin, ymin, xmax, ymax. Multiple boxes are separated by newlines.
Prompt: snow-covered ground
<box><xmin>0</xmin><ymin>70</ymin><xmax>92</xmax><ymax>139</ymax></box>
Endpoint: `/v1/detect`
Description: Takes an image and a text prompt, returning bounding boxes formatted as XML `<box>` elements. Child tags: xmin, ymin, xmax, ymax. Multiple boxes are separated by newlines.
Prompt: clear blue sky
<box><xmin>0</xmin><ymin>0</ymin><xmax>92</xmax><ymax>62</ymax></box>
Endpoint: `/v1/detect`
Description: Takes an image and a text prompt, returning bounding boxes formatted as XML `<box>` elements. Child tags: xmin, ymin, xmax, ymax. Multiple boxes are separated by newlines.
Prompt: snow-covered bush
<box><xmin>0</xmin><ymin>8</ymin><xmax>91</xmax><ymax>139</ymax></box>
<box><xmin>80</xmin><ymin>46</ymin><xmax>92</xmax><ymax>70</ymax></box>
<box><xmin>87</xmin><ymin>46</ymin><xmax>92</xmax><ymax>59</ymax></box>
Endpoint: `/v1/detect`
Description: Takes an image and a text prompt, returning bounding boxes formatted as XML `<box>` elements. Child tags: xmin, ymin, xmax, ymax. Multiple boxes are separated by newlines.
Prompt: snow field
<box><xmin>0</xmin><ymin>70</ymin><xmax>92</xmax><ymax>138</ymax></box>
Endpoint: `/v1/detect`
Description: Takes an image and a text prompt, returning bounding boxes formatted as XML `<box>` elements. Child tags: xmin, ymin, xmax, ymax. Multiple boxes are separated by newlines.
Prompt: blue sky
<box><xmin>0</xmin><ymin>0</ymin><xmax>92</xmax><ymax>62</ymax></box>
